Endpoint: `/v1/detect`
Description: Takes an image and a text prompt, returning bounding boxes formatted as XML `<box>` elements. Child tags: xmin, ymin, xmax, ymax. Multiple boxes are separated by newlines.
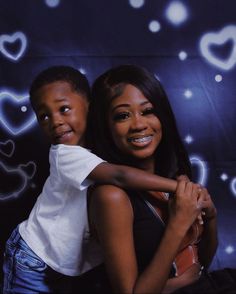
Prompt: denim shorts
<box><xmin>3</xmin><ymin>226</ymin><xmax>74</xmax><ymax>293</ymax></box>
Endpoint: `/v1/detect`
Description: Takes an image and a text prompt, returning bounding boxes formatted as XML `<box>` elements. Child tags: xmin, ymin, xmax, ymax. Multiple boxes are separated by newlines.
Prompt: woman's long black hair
<box><xmin>86</xmin><ymin>64</ymin><xmax>192</xmax><ymax>180</ymax></box>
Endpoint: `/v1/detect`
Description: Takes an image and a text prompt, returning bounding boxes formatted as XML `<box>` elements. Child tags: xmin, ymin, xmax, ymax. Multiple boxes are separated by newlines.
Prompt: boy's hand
<box><xmin>176</xmin><ymin>174</ymin><xmax>191</xmax><ymax>182</ymax></box>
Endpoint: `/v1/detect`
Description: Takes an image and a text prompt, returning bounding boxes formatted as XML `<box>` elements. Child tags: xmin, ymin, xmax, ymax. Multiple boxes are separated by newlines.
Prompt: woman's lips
<box><xmin>127</xmin><ymin>135</ymin><xmax>153</xmax><ymax>146</ymax></box>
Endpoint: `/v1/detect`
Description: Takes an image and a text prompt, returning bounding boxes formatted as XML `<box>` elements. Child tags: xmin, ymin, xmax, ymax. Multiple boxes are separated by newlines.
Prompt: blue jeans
<box><xmin>3</xmin><ymin>227</ymin><xmax>75</xmax><ymax>293</ymax></box>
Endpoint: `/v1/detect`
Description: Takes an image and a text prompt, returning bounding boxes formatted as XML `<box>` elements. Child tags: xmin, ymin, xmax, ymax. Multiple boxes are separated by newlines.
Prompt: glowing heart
<box><xmin>0</xmin><ymin>140</ymin><xmax>15</xmax><ymax>157</ymax></box>
<box><xmin>0</xmin><ymin>161</ymin><xmax>27</xmax><ymax>201</ymax></box>
<box><xmin>0</xmin><ymin>31</ymin><xmax>27</xmax><ymax>61</ymax></box>
<box><xmin>19</xmin><ymin>161</ymin><xmax>37</xmax><ymax>179</ymax></box>
<box><xmin>190</xmin><ymin>155</ymin><xmax>207</xmax><ymax>186</ymax></box>
<box><xmin>199</xmin><ymin>25</ymin><xmax>236</xmax><ymax>71</ymax></box>
<box><xmin>230</xmin><ymin>177</ymin><xmax>236</xmax><ymax>197</ymax></box>
<box><xmin>0</xmin><ymin>91</ymin><xmax>36</xmax><ymax>135</ymax></box>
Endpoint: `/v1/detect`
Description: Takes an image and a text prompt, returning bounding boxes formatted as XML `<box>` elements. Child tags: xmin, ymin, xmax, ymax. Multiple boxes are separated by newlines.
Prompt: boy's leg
<box><xmin>3</xmin><ymin>226</ymin><xmax>51</xmax><ymax>293</ymax></box>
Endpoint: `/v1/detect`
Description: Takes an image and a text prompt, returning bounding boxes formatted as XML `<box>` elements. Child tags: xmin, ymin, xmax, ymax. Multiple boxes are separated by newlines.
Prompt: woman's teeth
<box><xmin>129</xmin><ymin>136</ymin><xmax>152</xmax><ymax>143</ymax></box>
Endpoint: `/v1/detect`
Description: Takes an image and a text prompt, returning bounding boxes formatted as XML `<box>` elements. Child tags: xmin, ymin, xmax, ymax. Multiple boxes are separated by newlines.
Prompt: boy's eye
<box><xmin>38</xmin><ymin>113</ymin><xmax>49</xmax><ymax>122</ymax></box>
<box><xmin>142</xmin><ymin>107</ymin><xmax>155</xmax><ymax>116</ymax></box>
<box><xmin>60</xmin><ymin>106</ymin><xmax>70</xmax><ymax>113</ymax></box>
<box><xmin>112</xmin><ymin>112</ymin><xmax>130</xmax><ymax>121</ymax></box>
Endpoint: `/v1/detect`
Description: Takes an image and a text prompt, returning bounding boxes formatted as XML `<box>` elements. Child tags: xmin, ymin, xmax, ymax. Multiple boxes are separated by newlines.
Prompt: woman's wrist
<box><xmin>167</xmin><ymin>217</ymin><xmax>189</xmax><ymax>238</ymax></box>
<box><xmin>203</xmin><ymin>208</ymin><xmax>217</xmax><ymax>221</ymax></box>
<box><xmin>204</xmin><ymin>215</ymin><xmax>217</xmax><ymax>222</ymax></box>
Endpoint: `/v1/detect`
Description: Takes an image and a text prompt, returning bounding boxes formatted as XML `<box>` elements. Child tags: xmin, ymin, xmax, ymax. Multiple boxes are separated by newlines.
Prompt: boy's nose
<box><xmin>51</xmin><ymin>114</ymin><xmax>63</xmax><ymax>128</ymax></box>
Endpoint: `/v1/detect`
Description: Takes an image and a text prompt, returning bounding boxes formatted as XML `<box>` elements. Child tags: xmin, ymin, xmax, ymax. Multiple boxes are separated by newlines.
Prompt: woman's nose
<box><xmin>130</xmin><ymin>114</ymin><xmax>147</xmax><ymax>131</ymax></box>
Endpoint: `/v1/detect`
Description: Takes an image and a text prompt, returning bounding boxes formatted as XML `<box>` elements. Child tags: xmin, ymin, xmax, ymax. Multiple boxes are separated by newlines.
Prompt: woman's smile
<box><xmin>127</xmin><ymin>135</ymin><xmax>153</xmax><ymax>146</ymax></box>
<box><xmin>109</xmin><ymin>84</ymin><xmax>162</xmax><ymax>163</ymax></box>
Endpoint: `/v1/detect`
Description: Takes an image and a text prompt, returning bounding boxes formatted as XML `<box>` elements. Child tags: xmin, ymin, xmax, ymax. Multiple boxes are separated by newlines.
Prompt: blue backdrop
<box><xmin>0</xmin><ymin>0</ymin><xmax>236</xmax><ymax>282</ymax></box>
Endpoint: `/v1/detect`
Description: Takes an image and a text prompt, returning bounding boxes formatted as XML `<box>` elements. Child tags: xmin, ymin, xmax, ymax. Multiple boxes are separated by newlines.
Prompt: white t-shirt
<box><xmin>19</xmin><ymin>144</ymin><xmax>105</xmax><ymax>276</ymax></box>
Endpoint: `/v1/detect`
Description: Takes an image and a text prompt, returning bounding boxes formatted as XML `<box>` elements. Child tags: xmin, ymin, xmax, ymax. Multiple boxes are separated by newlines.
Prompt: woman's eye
<box><xmin>142</xmin><ymin>108</ymin><xmax>155</xmax><ymax>116</ymax></box>
<box><xmin>112</xmin><ymin>112</ymin><xmax>130</xmax><ymax>121</ymax></box>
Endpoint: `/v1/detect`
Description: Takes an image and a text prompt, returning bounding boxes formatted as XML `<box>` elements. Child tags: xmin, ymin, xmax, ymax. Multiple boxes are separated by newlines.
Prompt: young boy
<box><xmin>3</xmin><ymin>65</ymin><xmax>179</xmax><ymax>293</ymax></box>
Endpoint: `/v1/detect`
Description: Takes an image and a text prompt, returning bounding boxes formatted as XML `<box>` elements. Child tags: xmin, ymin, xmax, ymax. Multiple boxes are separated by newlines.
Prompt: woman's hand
<box><xmin>197</xmin><ymin>187</ymin><xmax>217</xmax><ymax>221</ymax></box>
<box><xmin>177</xmin><ymin>175</ymin><xmax>206</xmax><ymax>225</ymax></box>
<box><xmin>177</xmin><ymin>175</ymin><xmax>217</xmax><ymax>221</ymax></box>
<box><xmin>195</xmin><ymin>187</ymin><xmax>218</xmax><ymax>268</ymax></box>
<box><xmin>168</xmin><ymin>180</ymin><xmax>203</xmax><ymax>234</ymax></box>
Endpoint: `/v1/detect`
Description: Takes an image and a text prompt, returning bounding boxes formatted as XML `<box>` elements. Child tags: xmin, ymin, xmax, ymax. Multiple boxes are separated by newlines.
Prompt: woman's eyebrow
<box><xmin>111</xmin><ymin>104</ymin><xmax>130</xmax><ymax>112</ymax></box>
<box><xmin>140</xmin><ymin>100</ymin><xmax>151</xmax><ymax>106</ymax></box>
<box><xmin>111</xmin><ymin>100</ymin><xmax>151</xmax><ymax>112</ymax></box>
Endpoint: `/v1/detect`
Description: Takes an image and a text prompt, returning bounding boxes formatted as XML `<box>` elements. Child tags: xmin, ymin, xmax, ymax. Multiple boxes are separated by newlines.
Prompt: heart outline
<box><xmin>19</xmin><ymin>161</ymin><xmax>37</xmax><ymax>179</ymax></box>
<box><xmin>199</xmin><ymin>25</ymin><xmax>236</xmax><ymax>71</ymax></box>
<box><xmin>0</xmin><ymin>31</ymin><xmax>27</xmax><ymax>62</ymax></box>
<box><xmin>0</xmin><ymin>161</ymin><xmax>27</xmax><ymax>201</ymax></box>
<box><xmin>0</xmin><ymin>139</ymin><xmax>15</xmax><ymax>157</ymax></box>
<box><xmin>0</xmin><ymin>90</ymin><xmax>36</xmax><ymax>135</ymax></box>
<box><xmin>230</xmin><ymin>177</ymin><xmax>236</xmax><ymax>197</ymax></box>
<box><xmin>190</xmin><ymin>155</ymin><xmax>207</xmax><ymax>186</ymax></box>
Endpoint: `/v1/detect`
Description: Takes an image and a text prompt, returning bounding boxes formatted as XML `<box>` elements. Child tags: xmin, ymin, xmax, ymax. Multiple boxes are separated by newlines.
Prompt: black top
<box><xmin>74</xmin><ymin>189</ymin><xmax>175</xmax><ymax>293</ymax></box>
<box><xmin>128</xmin><ymin>190</ymin><xmax>175</xmax><ymax>276</ymax></box>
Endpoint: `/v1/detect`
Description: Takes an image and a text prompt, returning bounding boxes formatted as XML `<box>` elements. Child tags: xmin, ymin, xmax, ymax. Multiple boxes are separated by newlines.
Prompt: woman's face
<box><xmin>108</xmin><ymin>84</ymin><xmax>162</xmax><ymax>165</ymax></box>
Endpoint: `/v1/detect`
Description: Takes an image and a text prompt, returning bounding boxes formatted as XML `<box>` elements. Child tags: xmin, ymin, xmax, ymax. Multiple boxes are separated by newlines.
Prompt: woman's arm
<box><xmin>89</xmin><ymin>181</ymin><xmax>202</xmax><ymax>294</ymax></box>
<box><xmin>88</xmin><ymin>162</ymin><xmax>177</xmax><ymax>193</ymax></box>
<box><xmin>197</xmin><ymin>189</ymin><xmax>218</xmax><ymax>268</ymax></box>
<box><xmin>162</xmin><ymin>264</ymin><xmax>201</xmax><ymax>294</ymax></box>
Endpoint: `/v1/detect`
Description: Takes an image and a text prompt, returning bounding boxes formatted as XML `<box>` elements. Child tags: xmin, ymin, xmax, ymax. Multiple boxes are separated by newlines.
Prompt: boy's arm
<box><xmin>88</xmin><ymin>162</ymin><xmax>177</xmax><ymax>193</ymax></box>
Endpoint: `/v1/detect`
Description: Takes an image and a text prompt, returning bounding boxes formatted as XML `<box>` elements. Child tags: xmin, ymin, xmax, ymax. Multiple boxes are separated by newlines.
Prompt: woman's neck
<box><xmin>134</xmin><ymin>158</ymin><xmax>155</xmax><ymax>174</ymax></box>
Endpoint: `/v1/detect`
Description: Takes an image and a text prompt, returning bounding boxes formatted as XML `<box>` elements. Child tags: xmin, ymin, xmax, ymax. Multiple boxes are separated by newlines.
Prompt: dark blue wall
<box><xmin>0</xmin><ymin>0</ymin><xmax>236</xmax><ymax>280</ymax></box>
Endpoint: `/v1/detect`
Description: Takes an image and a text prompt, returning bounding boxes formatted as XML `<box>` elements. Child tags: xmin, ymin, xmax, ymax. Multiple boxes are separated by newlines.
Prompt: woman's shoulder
<box><xmin>88</xmin><ymin>185</ymin><xmax>131</xmax><ymax>210</ymax></box>
<box><xmin>89</xmin><ymin>184</ymin><xmax>131</xmax><ymax>206</ymax></box>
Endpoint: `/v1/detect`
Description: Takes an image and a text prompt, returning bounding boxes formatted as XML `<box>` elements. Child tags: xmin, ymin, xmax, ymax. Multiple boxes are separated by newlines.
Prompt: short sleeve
<box><xmin>55</xmin><ymin>144</ymin><xmax>105</xmax><ymax>190</ymax></box>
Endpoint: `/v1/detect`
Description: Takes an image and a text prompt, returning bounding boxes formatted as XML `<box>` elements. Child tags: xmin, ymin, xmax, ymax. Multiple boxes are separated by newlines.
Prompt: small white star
<box><xmin>149</xmin><ymin>20</ymin><xmax>161</xmax><ymax>33</ymax></box>
<box><xmin>78</xmin><ymin>67</ymin><xmax>86</xmax><ymax>75</ymax></box>
<box><xmin>21</xmin><ymin>106</ymin><xmax>27</xmax><ymax>112</ymax></box>
<box><xmin>179</xmin><ymin>51</ymin><xmax>187</xmax><ymax>61</ymax></box>
<box><xmin>225</xmin><ymin>245</ymin><xmax>234</xmax><ymax>254</ymax></box>
<box><xmin>185</xmin><ymin>135</ymin><xmax>193</xmax><ymax>144</ymax></box>
<box><xmin>165</xmin><ymin>1</ymin><xmax>188</xmax><ymax>26</ymax></box>
<box><xmin>220</xmin><ymin>173</ymin><xmax>228</xmax><ymax>181</ymax></box>
<box><xmin>215</xmin><ymin>74</ymin><xmax>223</xmax><ymax>82</ymax></box>
<box><xmin>184</xmin><ymin>89</ymin><xmax>192</xmax><ymax>99</ymax></box>
<box><xmin>129</xmin><ymin>0</ymin><xmax>145</xmax><ymax>8</ymax></box>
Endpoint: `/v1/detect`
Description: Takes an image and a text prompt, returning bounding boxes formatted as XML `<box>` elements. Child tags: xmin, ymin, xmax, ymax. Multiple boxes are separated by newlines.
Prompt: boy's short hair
<box><xmin>29</xmin><ymin>65</ymin><xmax>91</xmax><ymax>107</ymax></box>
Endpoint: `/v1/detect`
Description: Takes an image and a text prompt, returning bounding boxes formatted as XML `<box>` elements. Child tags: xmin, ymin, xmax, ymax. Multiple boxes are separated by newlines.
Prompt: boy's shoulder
<box><xmin>50</xmin><ymin>144</ymin><xmax>88</xmax><ymax>153</ymax></box>
<box><xmin>50</xmin><ymin>144</ymin><xmax>95</xmax><ymax>163</ymax></box>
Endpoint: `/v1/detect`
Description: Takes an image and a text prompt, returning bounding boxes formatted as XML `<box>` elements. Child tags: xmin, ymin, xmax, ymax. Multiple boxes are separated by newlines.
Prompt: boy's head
<box><xmin>30</xmin><ymin>65</ymin><xmax>90</xmax><ymax>146</ymax></box>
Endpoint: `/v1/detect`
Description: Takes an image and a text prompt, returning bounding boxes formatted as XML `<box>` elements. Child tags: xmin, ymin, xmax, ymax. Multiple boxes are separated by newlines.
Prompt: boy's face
<box><xmin>33</xmin><ymin>81</ymin><xmax>89</xmax><ymax>146</ymax></box>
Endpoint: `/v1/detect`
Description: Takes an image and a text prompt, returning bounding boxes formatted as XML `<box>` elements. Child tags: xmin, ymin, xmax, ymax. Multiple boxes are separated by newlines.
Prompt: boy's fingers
<box><xmin>176</xmin><ymin>179</ymin><xmax>187</xmax><ymax>194</ymax></box>
<box><xmin>177</xmin><ymin>174</ymin><xmax>190</xmax><ymax>182</ymax></box>
<box><xmin>185</xmin><ymin>181</ymin><xmax>194</xmax><ymax>195</ymax></box>
<box><xmin>188</xmin><ymin>182</ymin><xmax>201</xmax><ymax>199</ymax></box>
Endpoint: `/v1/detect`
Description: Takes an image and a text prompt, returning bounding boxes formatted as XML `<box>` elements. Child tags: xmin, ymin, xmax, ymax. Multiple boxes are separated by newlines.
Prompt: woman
<box><xmin>82</xmin><ymin>64</ymin><xmax>218</xmax><ymax>293</ymax></box>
